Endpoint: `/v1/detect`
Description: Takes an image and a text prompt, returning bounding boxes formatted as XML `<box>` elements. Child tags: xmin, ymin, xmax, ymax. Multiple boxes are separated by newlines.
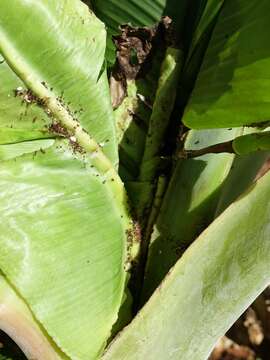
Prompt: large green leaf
<box><xmin>103</xmin><ymin>170</ymin><xmax>270</xmax><ymax>360</ymax></box>
<box><xmin>0</xmin><ymin>141</ymin><xmax>130</xmax><ymax>359</ymax></box>
<box><xmin>0</xmin><ymin>1</ymin><xmax>132</xmax><ymax>359</ymax></box>
<box><xmin>0</xmin><ymin>0</ymin><xmax>117</xmax><ymax>166</ymax></box>
<box><xmin>183</xmin><ymin>0</ymin><xmax>270</xmax><ymax>129</ymax></box>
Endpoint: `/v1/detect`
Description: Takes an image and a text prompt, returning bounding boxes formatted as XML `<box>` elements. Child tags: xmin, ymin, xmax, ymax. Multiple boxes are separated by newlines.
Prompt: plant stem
<box><xmin>131</xmin><ymin>48</ymin><xmax>183</xmax><ymax>310</ymax></box>
<box><xmin>179</xmin><ymin>131</ymin><xmax>270</xmax><ymax>158</ymax></box>
<box><xmin>179</xmin><ymin>140</ymin><xmax>234</xmax><ymax>158</ymax></box>
<box><xmin>139</xmin><ymin>48</ymin><xmax>183</xmax><ymax>183</ymax></box>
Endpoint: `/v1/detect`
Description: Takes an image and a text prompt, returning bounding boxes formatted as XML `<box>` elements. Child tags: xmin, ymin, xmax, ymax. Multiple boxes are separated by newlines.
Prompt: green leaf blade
<box><xmin>103</xmin><ymin>170</ymin><xmax>270</xmax><ymax>360</ymax></box>
<box><xmin>0</xmin><ymin>141</ymin><xmax>129</xmax><ymax>359</ymax></box>
<box><xmin>183</xmin><ymin>0</ymin><xmax>270</xmax><ymax>129</ymax></box>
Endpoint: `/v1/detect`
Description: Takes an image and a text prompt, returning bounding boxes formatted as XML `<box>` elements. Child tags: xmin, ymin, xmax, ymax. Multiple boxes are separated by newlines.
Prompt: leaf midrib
<box><xmin>0</xmin><ymin>28</ymin><xmax>119</xmax><ymax>175</ymax></box>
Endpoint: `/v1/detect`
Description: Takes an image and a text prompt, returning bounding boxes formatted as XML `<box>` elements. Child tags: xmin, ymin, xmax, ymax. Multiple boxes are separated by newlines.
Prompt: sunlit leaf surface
<box><xmin>183</xmin><ymin>0</ymin><xmax>270</xmax><ymax>128</ymax></box>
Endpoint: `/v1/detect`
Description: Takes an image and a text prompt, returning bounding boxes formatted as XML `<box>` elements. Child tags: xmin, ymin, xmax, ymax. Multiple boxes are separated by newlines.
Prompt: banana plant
<box><xmin>0</xmin><ymin>0</ymin><xmax>269</xmax><ymax>359</ymax></box>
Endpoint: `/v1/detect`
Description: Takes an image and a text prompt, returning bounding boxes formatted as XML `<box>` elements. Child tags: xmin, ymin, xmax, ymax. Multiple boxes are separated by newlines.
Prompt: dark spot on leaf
<box><xmin>41</xmin><ymin>81</ymin><xmax>48</xmax><ymax>89</ymax></box>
